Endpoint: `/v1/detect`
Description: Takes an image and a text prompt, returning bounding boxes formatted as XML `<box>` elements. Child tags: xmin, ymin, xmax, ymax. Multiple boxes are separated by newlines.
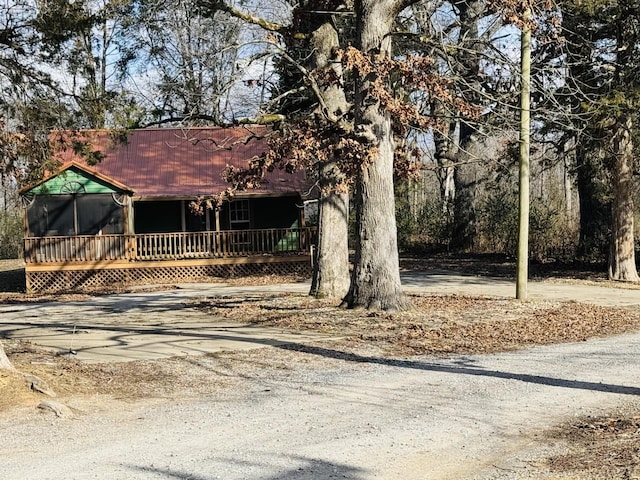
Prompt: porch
<box><xmin>24</xmin><ymin>227</ymin><xmax>316</xmax><ymax>292</ymax></box>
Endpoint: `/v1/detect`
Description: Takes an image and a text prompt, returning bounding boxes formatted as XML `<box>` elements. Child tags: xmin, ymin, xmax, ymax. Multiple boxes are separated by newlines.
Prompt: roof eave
<box><xmin>19</xmin><ymin>161</ymin><xmax>135</xmax><ymax>195</ymax></box>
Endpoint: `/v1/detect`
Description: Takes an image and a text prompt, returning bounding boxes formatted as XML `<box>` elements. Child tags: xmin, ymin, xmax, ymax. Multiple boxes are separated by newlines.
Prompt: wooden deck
<box><xmin>23</xmin><ymin>227</ymin><xmax>316</xmax><ymax>292</ymax></box>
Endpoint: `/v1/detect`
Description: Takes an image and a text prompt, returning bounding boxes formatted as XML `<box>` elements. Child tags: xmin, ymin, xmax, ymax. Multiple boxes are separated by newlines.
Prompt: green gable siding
<box><xmin>26</xmin><ymin>168</ymin><xmax>122</xmax><ymax>195</ymax></box>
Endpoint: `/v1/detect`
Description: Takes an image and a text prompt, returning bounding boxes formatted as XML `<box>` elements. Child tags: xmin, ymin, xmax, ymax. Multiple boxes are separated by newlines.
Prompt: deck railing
<box><xmin>24</xmin><ymin>227</ymin><xmax>317</xmax><ymax>264</ymax></box>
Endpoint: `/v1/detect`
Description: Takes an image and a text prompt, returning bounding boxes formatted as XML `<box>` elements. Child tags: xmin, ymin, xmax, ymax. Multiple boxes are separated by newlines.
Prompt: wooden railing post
<box><xmin>127</xmin><ymin>234</ymin><xmax>136</xmax><ymax>261</ymax></box>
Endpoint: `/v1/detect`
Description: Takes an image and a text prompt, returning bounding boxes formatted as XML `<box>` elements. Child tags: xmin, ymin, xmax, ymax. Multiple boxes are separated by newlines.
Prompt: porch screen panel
<box><xmin>185</xmin><ymin>202</ymin><xmax>207</xmax><ymax>232</ymax></box>
<box><xmin>252</xmin><ymin>196</ymin><xmax>299</xmax><ymax>229</ymax></box>
<box><xmin>76</xmin><ymin>194</ymin><xmax>124</xmax><ymax>234</ymax></box>
<box><xmin>134</xmin><ymin>201</ymin><xmax>181</xmax><ymax>233</ymax></box>
<box><xmin>27</xmin><ymin>195</ymin><xmax>74</xmax><ymax>236</ymax></box>
<box><xmin>251</xmin><ymin>196</ymin><xmax>301</xmax><ymax>252</ymax></box>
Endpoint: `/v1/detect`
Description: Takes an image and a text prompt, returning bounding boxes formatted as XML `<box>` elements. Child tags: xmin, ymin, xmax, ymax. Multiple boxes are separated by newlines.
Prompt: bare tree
<box><xmin>131</xmin><ymin>0</ymin><xmax>248</xmax><ymax>125</ymax></box>
<box><xmin>340</xmin><ymin>0</ymin><xmax>414</xmax><ymax>310</ymax></box>
<box><xmin>607</xmin><ymin>4</ymin><xmax>639</xmax><ymax>281</ymax></box>
<box><xmin>37</xmin><ymin>0</ymin><xmax>143</xmax><ymax>128</ymax></box>
<box><xmin>203</xmin><ymin>0</ymin><xmax>482</xmax><ymax>309</ymax></box>
<box><xmin>306</xmin><ymin>12</ymin><xmax>351</xmax><ymax>299</ymax></box>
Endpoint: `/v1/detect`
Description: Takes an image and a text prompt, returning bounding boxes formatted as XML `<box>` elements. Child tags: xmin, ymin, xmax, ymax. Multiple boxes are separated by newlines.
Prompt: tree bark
<box><xmin>608</xmin><ymin>116</ymin><xmax>639</xmax><ymax>282</ymax></box>
<box><xmin>562</xmin><ymin>6</ymin><xmax>611</xmax><ymax>261</ymax></box>
<box><xmin>608</xmin><ymin>7</ymin><xmax>638</xmax><ymax>282</ymax></box>
<box><xmin>451</xmin><ymin>0</ymin><xmax>483</xmax><ymax>248</ymax></box>
<box><xmin>310</xmin><ymin>191</ymin><xmax>350</xmax><ymax>298</ymax></box>
<box><xmin>308</xmin><ymin>17</ymin><xmax>351</xmax><ymax>299</ymax></box>
<box><xmin>434</xmin><ymin>0</ymin><xmax>487</xmax><ymax>250</ymax></box>
<box><xmin>343</xmin><ymin>0</ymin><xmax>410</xmax><ymax>311</ymax></box>
<box><xmin>575</xmin><ymin>143</ymin><xmax>610</xmax><ymax>259</ymax></box>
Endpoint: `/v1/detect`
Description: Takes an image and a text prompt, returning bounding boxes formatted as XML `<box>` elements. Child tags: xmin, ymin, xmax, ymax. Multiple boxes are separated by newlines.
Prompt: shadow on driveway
<box><xmin>278</xmin><ymin>343</ymin><xmax>640</xmax><ymax>397</ymax></box>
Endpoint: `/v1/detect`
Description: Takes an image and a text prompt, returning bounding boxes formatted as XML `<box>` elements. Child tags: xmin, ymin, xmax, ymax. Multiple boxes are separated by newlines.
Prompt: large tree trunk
<box><xmin>451</xmin><ymin>144</ymin><xmax>478</xmax><ymax>250</ymax></box>
<box><xmin>608</xmin><ymin>8</ymin><xmax>638</xmax><ymax>282</ymax></box>
<box><xmin>433</xmin><ymin>0</ymin><xmax>486</xmax><ymax>250</ymax></box>
<box><xmin>343</xmin><ymin>0</ymin><xmax>410</xmax><ymax>311</ymax></box>
<box><xmin>308</xmin><ymin>18</ymin><xmax>351</xmax><ymax>299</ymax></box>
<box><xmin>310</xmin><ymin>191</ymin><xmax>350</xmax><ymax>298</ymax></box>
<box><xmin>563</xmin><ymin>8</ymin><xmax>611</xmax><ymax>261</ymax></box>
<box><xmin>608</xmin><ymin>116</ymin><xmax>639</xmax><ymax>282</ymax></box>
<box><xmin>451</xmin><ymin>0</ymin><xmax>483</xmax><ymax>250</ymax></box>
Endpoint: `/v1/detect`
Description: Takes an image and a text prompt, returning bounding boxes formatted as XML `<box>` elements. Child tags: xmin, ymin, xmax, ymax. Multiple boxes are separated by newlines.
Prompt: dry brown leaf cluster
<box><xmin>191</xmin><ymin>293</ymin><xmax>640</xmax><ymax>356</ymax></box>
<box><xmin>548</xmin><ymin>414</ymin><xmax>640</xmax><ymax>478</ymax></box>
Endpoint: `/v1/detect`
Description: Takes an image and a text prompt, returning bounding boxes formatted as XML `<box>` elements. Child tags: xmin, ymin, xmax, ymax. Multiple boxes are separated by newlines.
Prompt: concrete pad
<box><xmin>401</xmin><ymin>270</ymin><xmax>640</xmax><ymax>307</ymax></box>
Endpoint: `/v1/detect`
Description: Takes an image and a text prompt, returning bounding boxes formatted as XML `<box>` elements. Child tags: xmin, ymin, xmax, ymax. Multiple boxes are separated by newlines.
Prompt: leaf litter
<box><xmin>191</xmin><ymin>293</ymin><xmax>640</xmax><ymax>356</ymax></box>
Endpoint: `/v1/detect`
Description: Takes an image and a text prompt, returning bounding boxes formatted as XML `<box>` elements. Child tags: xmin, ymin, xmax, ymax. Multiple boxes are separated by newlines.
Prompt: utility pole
<box><xmin>516</xmin><ymin>8</ymin><xmax>531</xmax><ymax>300</ymax></box>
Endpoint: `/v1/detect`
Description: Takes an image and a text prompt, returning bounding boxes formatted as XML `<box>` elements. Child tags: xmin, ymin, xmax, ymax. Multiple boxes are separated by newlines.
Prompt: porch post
<box><xmin>23</xmin><ymin>202</ymin><xmax>30</xmax><ymax>261</ymax></box>
<box><xmin>299</xmin><ymin>197</ymin><xmax>306</xmax><ymax>228</ymax></box>
<box><xmin>215</xmin><ymin>208</ymin><xmax>222</xmax><ymax>257</ymax></box>
<box><xmin>123</xmin><ymin>196</ymin><xmax>136</xmax><ymax>260</ymax></box>
<box><xmin>180</xmin><ymin>200</ymin><xmax>187</xmax><ymax>232</ymax></box>
<box><xmin>73</xmin><ymin>196</ymin><xmax>79</xmax><ymax>235</ymax></box>
<box><xmin>122</xmin><ymin>196</ymin><xmax>134</xmax><ymax>235</ymax></box>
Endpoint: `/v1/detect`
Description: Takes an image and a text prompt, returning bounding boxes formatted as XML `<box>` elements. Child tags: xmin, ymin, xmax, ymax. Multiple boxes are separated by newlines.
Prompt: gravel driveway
<box><xmin>2</xmin><ymin>272</ymin><xmax>640</xmax><ymax>479</ymax></box>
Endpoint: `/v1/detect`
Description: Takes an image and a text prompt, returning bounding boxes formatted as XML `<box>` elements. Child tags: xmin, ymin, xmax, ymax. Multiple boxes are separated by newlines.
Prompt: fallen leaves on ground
<box><xmin>191</xmin><ymin>293</ymin><xmax>640</xmax><ymax>356</ymax></box>
<box><xmin>547</xmin><ymin>414</ymin><xmax>640</xmax><ymax>478</ymax></box>
<box><xmin>1</xmin><ymin>339</ymin><xmax>245</xmax><ymax>407</ymax></box>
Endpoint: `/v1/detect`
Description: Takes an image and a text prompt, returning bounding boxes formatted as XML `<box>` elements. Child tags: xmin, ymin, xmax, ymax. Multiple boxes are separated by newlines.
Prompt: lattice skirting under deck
<box><xmin>26</xmin><ymin>258</ymin><xmax>312</xmax><ymax>293</ymax></box>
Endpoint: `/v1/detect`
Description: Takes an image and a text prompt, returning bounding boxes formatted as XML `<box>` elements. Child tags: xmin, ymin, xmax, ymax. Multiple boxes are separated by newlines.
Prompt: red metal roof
<box><xmin>52</xmin><ymin>127</ymin><xmax>309</xmax><ymax>198</ymax></box>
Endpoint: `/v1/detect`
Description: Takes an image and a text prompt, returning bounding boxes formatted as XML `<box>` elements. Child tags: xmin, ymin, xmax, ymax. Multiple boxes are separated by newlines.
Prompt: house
<box><xmin>21</xmin><ymin>127</ymin><xmax>317</xmax><ymax>292</ymax></box>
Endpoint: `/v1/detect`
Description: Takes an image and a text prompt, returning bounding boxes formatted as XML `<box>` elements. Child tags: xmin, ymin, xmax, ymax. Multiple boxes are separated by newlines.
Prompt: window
<box><xmin>229</xmin><ymin>199</ymin><xmax>250</xmax><ymax>230</ymax></box>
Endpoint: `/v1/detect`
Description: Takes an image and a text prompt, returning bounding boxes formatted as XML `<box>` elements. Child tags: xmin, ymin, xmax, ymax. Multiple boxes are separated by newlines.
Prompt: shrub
<box><xmin>474</xmin><ymin>188</ymin><xmax>578</xmax><ymax>261</ymax></box>
<box><xmin>396</xmin><ymin>190</ymin><xmax>452</xmax><ymax>253</ymax></box>
<box><xmin>0</xmin><ymin>210</ymin><xmax>23</xmax><ymax>259</ymax></box>
<box><xmin>474</xmin><ymin>189</ymin><xmax>519</xmax><ymax>256</ymax></box>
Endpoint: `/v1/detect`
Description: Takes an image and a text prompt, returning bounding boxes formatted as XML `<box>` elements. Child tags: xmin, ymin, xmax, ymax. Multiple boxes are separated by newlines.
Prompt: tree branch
<box><xmin>197</xmin><ymin>0</ymin><xmax>286</xmax><ymax>33</ymax></box>
<box><xmin>137</xmin><ymin>113</ymin><xmax>286</xmax><ymax>129</ymax></box>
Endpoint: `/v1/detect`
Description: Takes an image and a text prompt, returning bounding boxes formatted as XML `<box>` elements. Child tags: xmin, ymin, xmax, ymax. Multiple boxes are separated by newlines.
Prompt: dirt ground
<box><xmin>2</xmin><ymin>255</ymin><xmax>640</xmax><ymax>478</ymax></box>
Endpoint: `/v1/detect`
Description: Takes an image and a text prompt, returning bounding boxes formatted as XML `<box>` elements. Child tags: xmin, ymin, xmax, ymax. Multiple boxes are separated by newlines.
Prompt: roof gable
<box><xmin>49</xmin><ymin>127</ymin><xmax>309</xmax><ymax>199</ymax></box>
<box><xmin>22</xmin><ymin>162</ymin><xmax>133</xmax><ymax>195</ymax></box>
